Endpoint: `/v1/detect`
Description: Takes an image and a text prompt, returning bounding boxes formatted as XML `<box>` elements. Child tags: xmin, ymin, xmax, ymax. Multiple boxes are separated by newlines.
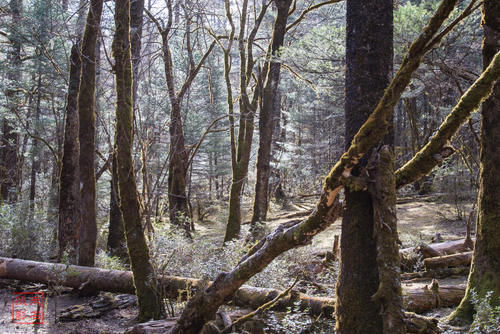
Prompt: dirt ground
<box><xmin>0</xmin><ymin>198</ymin><xmax>474</xmax><ymax>333</ymax></box>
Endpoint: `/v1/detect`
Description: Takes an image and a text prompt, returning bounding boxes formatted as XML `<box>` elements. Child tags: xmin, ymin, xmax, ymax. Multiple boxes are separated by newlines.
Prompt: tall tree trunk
<box><xmin>112</xmin><ymin>0</ymin><xmax>164</xmax><ymax>322</ymax></box>
<box><xmin>224</xmin><ymin>0</ymin><xmax>268</xmax><ymax>242</ymax></box>
<box><xmin>449</xmin><ymin>0</ymin><xmax>500</xmax><ymax>323</ymax></box>
<box><xmin>335</xmin><ymin>0</ymin><xmax>393</xmax><ymax>333</ymax></box>
<box><xmin>29</xmin><ymin>72</ymin><xmax>42</xmax><ymax>217</ymax></box>
<box><xmin>58</xmin><ymin>44</ymin><xmax>82</xmax><ymax>264</ymax></box>
<box><xmin>107</xmin><ymin>0</ymin><xmax>144</xmax><ymax>258</ymax></box>
<box><xmin>1</xmin><ymin>0</ymin><xmax>22</xmax><ymax>203</ymax></box>
<box><xmin>251</xmin><ymin>0</ymin><xmax>292</xmax><ymax>224</ymax></box>
<box><xmin>167</xmin><ymin>100</ymin><xmax>191</xmax><ymax>230</ymax></box>
<box><xmin>77</xmin><ymin>0</ymin><xmax>103</xmax><ymax>267</ymax></box>
<box><xmin>107</xmin><ymin>153</ymin><xmax>127</xmax><ymax>259</ymax></box>
<box><xmin>148</xmin><ymin>1</ymin><xmax>215</xmax><ymax>231</ymax></box>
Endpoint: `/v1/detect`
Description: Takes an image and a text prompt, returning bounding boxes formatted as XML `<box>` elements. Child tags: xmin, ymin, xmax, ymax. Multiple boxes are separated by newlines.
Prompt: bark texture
<box><xmin>251</xmin><ymin>0</ymin><xmax>292</xmax><ymax>224</ymax></box>
<box><xmin>58</xmin><ymin>43</ymin><xmax>82</xmax><ymax>264</ymax></box>
<box><xmin>113</xmin><ymin>0</ymin><xmax>164</xmax><ymax>322</ymax></box>
<box><xmin>335</xmin><ymin>0</ymin><xmax>393</xmax><ymax>333</ymax></box>
<box><xmin>370</xmin><ymin>146</ymin><xmax>405</xmax><ymax>333</ymax></box>
<box><xmin>107</xmin><ymin>153</ymin><xmax>127</xmax><ymax>259</ymax></box>
<box><xmin>1</xmin><ymin>0</ymin><xmax>22</xmax><ymax>203</ymax></box>
<box><xmin>77</xmin><ymin>0</ymin><xmax>103</xmax><ymax>267</ymax></box>
<box><xmin>450</xmin><ymin>0</ymin><xmax>500</xmax><ymax>322</ymax></box>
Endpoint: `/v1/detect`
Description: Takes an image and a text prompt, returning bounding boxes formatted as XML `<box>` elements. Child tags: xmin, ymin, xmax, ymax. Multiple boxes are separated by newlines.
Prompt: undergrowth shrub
<box><xmin>0</xmin><ymin>201</ymin><xmax>55</xmax><ymax>260</ymax></box>
<box><xmin>469</xmin><ymin>289</ymin><xmax>500</xmax><ymax>334</ymax></box>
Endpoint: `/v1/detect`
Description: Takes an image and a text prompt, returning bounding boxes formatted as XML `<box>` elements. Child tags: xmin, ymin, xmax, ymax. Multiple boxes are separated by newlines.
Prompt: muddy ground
<box><xmin>0</xmin><ymin>197</ymin><xmax>474</xmax><ymax>333</ymax></box>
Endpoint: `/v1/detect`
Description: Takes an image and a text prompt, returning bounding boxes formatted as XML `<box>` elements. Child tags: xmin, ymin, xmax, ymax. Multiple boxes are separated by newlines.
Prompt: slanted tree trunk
<box><xmin>58</xmin><ymin>44</ymin><xmax>82</xmax><ymax>264</ymax></box>
<box><xmin>112</xmin><ymin>0</ymin><xmax>164</xmax><ymax>322</ymax></box>
<box><xmin>450</xmin><ymin>0</ymin><xmax>500</xmax><ymax>322</ymax></box>
<box><xmin>77</xmin><ymin>0</ymin><xmax>103</xmax><ymax>267</ymax></box>
<box><xmin>335</xmin><ymin>0</ymin><xmax>393</xmax><ymax>333</ymax></box>
<box><xmin>1</xmin><ymin>0</ymin><xmax>22</xmax><ymax>203</ymax></box>
<box><xmin>251</xmin><ymin>0</ymin><xmax>292</xmax><ymax>224</ymax></box>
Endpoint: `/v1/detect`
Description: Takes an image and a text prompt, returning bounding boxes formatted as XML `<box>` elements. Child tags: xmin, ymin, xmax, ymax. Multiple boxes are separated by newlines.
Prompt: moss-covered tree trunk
<box><xmin>369</xmin><ymin>146</ymin><xmax>405</xmax><ymax>333</ymax></box>
<box><xmin>112</xmin><ymin>0</ymin><xmax>164</xmax><ymax>322</ymax></box>
<box><xmin>1</xmin><ymin>0</ymin><xmax>22</xmax><ymax>203</ymax></box>
<box><xmin>77</xmin><ymin>0</ymin><xmax>103</xmax><ymax>267</ymax></box>
<box><xmin>107</xmin><ymin>153</ymin><xmax>127</xmax><ymax>259</ymax></box>
<box><xmin>58</xmin><ymin>43</ymin><xmax>82</xmax><ymax>264</ymax></box>
<box><xmin>251</xmin><ymin>0</ymin><xmax>292</xmax><ymax>224</ymax></box>
<box><xmin>107</xmin><ymin>0</ymin><xmax>144</xmax><ymax>259</ymax></box>
<box><xmin>449</xmin><ymin>0</ymin><xmax>500</xmax><ymax>323</ymax></box>
<box><xmin>334</xmin><ymin>0</ymin><xmax>393</xmax><ymax>333</ymax></box>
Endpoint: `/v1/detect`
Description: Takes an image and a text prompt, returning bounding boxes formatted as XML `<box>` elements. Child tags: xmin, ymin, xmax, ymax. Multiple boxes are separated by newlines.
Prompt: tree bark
<box><xmin>112</xmin><ymin>0</ymin><xmax>164</xmax><ymax>322</ymax></box>
<box><xmin>1</xmin><ymin>0</ymin><xmax>22</xmax><ymax>203</ymax></box>
<box><xmin>369</xmin><ymin>146</ymin><xmax>405</xmax><ymax>333</ymax></box>
<box><xmin>58</xmin><ymin>43</ymin><xmax>82</xmax><ymax>264</ymax></box>
<box><xmin>107</xmin><ymin>153</ymin><xmax>127</xmax><ymax>259</ymax></box>
<box><xmin>450</xmin><ymin>0</ymin><xmax>500</xmax><ymax>322</ymax></box>
<box><xmin>77</xmin><ymin>0</ymin><xmax>103</xmax><ymax>267</ymax></box>
<box><xmin>335</xmin><ymin>0</ymin><xmax>393</xmax><ymax>332</ymax></box>
<box><xmin>251</xmin><ymin>0</ymin><xmax>292</xmax><ymax>224</ymax></box>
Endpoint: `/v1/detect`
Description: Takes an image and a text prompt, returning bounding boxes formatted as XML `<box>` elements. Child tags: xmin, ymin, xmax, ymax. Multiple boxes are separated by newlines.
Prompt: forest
<box><xmin>0</xmin><ymin>0</ymin><xmax>499</xmax><ymax>333</ymax></box>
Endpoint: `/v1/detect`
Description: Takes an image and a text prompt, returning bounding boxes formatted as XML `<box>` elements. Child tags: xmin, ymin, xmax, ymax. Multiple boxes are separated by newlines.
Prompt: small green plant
<box><xmin>469</xmin><ymin>289</ymin><xmax>500</xmax><ymax>334</ymax></box>
<box><xmin>95</xmin><ymin>250</ymin><xmax>127</xmax><ymax>271</ymax></box>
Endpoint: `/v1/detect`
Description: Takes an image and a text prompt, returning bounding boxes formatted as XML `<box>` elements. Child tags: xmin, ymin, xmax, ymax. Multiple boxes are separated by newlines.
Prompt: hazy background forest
<box><xmin>0</xmin><ymin>0</ymin><xmax>497</xmax><ymax>333</ymax></box>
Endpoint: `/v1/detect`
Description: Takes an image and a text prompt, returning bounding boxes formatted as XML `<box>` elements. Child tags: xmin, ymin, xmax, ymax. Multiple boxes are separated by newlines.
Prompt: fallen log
<box><xmin>0</xmin><ymin>256</ymin><xmax>333</xmax><ymax>317</ymax></box>
<box><xmin>404</xmin><ymin>312</ymin><xmax>439</xmax><ymax>334</ymax></box>
<box><xmin>423</xmin><ymin>251</ymin><xmax>473</xmax><ymax>271</ymax></box>
<box><xmin>401</xmin><ymin>266</ymin><xmax>470</xmax><ymax>280</ymax></box>
<box><xmin>400</xmin><ymin>238</ymin><xmax>474</xmax><ymax>259</ymax></box>
<box><xmin>400</xmin><ymin>238</ymin><xmax>474</xmax><ymax>271</ymax></box>
<box><xmin>0</xmin><ymin>257</ymin><xmax>466</xmax><ymax>316</ymax></box>
<box><xmin>403</xmin><ymin>279</ymin><xmax>466</xmax><ymax>314</ymax></box>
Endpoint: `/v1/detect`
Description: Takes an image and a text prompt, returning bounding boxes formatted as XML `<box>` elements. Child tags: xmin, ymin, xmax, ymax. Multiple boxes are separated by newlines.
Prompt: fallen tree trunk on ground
<box><xmin>0</xmin><ymin>256</ymin><xmax>333</xmax><ymax>317</ymax></box>
<box><xmin>0</xmin><ymin>256</ymin><xmax>465</xmax><ymax>315</ymax></box>
<box><xmin>401</xmin><ymin>266</ymin><xmax>470</xmax><ymax>280</ymax></box>
<box><xmin>400</xmin><ymin>238</ymin><xmax>474</xmax><ymax>271</ymax></box>
<box><xmin>400</xmin><ymin>238</ymin><xmax>474</xmax><ymax>259</ymax></box>
<box><xmin>404</xmin><ymin>280</ymin><xmax>466</xmax><ymax>314</ymax></box>
<box><xmin>423</xmin><ymin>251</ymin><xmax>473</xmax><ymax>270</ymax></box>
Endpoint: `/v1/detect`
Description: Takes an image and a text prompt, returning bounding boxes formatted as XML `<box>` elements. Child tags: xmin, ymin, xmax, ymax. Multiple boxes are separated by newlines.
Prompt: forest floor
<box><xmin>0</xmin><ymin>195</ymin><xmax>474</xmax><ymax>333</ymax></box>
